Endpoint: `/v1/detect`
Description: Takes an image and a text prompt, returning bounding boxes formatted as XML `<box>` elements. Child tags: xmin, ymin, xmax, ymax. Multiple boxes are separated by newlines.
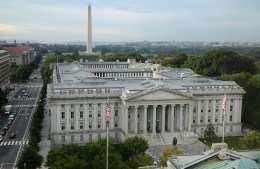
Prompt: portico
<box><xmin>122</xmin><ymin>87</ymin><xmax>194</xmax><ymax>135</ymax></box>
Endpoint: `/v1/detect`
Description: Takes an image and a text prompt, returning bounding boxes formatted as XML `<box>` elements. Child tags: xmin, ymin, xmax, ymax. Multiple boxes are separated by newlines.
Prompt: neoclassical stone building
<box><xmin>48</xmin><ymin>61</ymin><xmax>245</xmax><ymax>147</ymax></box>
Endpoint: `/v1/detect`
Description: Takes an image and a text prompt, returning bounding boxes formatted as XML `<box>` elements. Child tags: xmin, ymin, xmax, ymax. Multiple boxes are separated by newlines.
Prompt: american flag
<box><xmin>106</xmin><ymin>106</ymin><xmax>111</xmax><ymax>122</ymax></box>
<box><xmin>222</xmin><ymin>94</ymin><xmax>227</xmax><ymax>111</ymax></box>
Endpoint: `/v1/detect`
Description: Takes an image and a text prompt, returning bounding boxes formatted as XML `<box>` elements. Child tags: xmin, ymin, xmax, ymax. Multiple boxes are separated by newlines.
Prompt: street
<box><xmin>0</xmin><ymin>77</ymin><xmax>42</xmax><ymax>169</ymax></box>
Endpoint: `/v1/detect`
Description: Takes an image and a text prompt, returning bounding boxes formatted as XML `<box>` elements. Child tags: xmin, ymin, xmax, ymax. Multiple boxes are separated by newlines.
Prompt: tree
<box><xmin>159</xmin><ymin>146</ymin><xmax>183</xmax><ymax>167</ymax></box>
<box><xmin>16</xmin><ymin>146</ymin><xmax>43</xmax><ymax>169</ymax></box>
<box><xmin>0</xmin><ymin>89</ymin><xmax>8</xmax><ymax>108</ymax></box>
<box><xmin>240</xmin><ymin>130</ymin><xmax>260</xmax><ymax>149</ymax></box>
<box><xmin>127</xmin><ymin>153</ymin><xmax>153</xmax><ymax>169</ymax></box>
<box><xmin>120</xmin><ymin>136</ymin><xmax>149</xmax><ymax>161</ymax></box>
<box><xmin>204</xmin><ymin>122</ymin><xmax>217</xmax><ymax>139</ymax></box>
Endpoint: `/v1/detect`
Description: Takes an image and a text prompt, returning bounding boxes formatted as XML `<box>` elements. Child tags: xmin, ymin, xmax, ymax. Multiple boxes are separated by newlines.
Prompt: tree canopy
<box><xmin>184</xmin><ymin>49</ymin><xmax>257</xmax><ymax>76</ymax></box>
<box><xmin>46</xmin><ymin>136</ymin><xmax>151</xmax><ymax>169</ymax></box>
<box><xmin>159</xmin><ymin>146</ymin><xmax>183</xmax><ymax>167</ymax></box>
<box><xmin>240</xmin><ymin>130</ymin><xmax>260</xmax><ymax>149</ymax></box>
<box><xmin>204</xmin><ymin>122</ymin><xmax>217</xmax><ymax>139</ymax></box>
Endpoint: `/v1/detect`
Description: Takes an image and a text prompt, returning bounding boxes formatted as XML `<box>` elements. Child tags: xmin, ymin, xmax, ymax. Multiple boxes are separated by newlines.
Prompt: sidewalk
<box><xmin>38</xmin><ymin>105</ymin><xmax>51</xmax><ymax>168</ymax></box>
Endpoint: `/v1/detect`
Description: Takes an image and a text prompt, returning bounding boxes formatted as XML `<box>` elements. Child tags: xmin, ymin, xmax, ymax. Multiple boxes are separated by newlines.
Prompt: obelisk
<box><xmin>87</xmin><ymin>3</ymin><xmax>92</xmax><ymax>53</ymax></box>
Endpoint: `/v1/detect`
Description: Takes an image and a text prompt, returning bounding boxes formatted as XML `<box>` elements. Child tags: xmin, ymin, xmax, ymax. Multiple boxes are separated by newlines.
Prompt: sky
<box><xmin>0</xmin><ymin>0</ymin><xmax>260</xmax><ymax>43</ymax></box>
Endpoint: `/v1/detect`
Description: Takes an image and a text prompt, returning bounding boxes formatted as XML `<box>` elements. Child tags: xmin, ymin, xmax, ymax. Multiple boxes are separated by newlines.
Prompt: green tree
<box><xmin>16</xmin><ymin>146</ymin><xmax>43</xmax><ymax>169</ymax></box>
<box><xmin>240</xmin><ymin>130</ymin><xmax>260</xmax><ymax>149</ymax></box>
<box><xmin>0</xmin><ymin>89</ymin><xmax>8</xmax><ymax>108</ymax></box>
<box><xmin>120</xmin><ymin>136</ymin><xmax>149</xmax><ymax>161</ymax></box>
<box><xmin>159</xmin><ymin>146</ymin><xmax>183</xmax><ymax>167</ymax></box>
<box><xmin>127</xmin><ymin>153</ymin><xmax>153</xmax><ymax>169</ymax></box>
<box><xmin>204</xmin><ymin>122</ymin><xmax>217</xmax><ymax>139</ymax></box>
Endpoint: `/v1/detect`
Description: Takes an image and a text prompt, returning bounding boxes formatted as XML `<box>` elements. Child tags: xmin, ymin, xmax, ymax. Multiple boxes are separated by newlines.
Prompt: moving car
<box><xmin>9</xmin><ymin>133</ymin><xmax>16</xmax><ymax>139</ymax></box>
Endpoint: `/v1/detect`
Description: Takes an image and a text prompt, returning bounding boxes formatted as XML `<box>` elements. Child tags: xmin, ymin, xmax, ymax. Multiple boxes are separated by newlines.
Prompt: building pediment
<box><xmin>125</xmin><ymin>87</ymin><xmax>193</xmax><ymax>102</ymax></box>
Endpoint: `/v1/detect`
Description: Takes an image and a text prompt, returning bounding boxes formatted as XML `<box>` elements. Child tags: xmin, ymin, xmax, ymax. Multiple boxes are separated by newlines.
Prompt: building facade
<box><xmin>48</xmin><ymin>61</ymin><xmax>245</xmax><ymax>147</ymax></box>
<box><xmin>2</xmin><ymin>44</ymin><xmax>36</xmax><ymax>65</ymax></box>
<box><xmin>0</xmin><ymin>50</ymin><xmax>10</xmax><ymax>89</ymax></box>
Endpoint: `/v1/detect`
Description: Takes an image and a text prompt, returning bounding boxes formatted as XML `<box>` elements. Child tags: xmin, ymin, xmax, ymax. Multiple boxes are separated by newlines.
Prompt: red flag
<box><xmin>222</xmin><ymin>95</ymin><xmax>227</xmax><ymax>111</ymax></box>
<box><xmin>106</xmin><ymin>106</ymin><xmax>111</xmax><ymax>122</ymax></box>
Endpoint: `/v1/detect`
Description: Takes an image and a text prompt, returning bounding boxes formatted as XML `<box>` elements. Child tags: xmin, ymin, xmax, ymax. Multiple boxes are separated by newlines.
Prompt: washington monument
<box><xmin>87</xmin><ymin>3</ymin><xmax>92</xmax><ymax>53</ymax></box>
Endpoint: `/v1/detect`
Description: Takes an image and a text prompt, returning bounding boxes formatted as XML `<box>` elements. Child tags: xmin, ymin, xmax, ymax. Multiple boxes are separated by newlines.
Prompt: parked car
<box><xmin>0</xmin><ymin>130</ymin><xmax>5</xmax><ymax>136</ymax></box>
<box><xmin>12</xmin><ymin>111</ymin><xmax>17</xmax><ymax>116</ymax></box>
<box><xmin>2</xmin><ymin>124</ymin><xmax>8</xmax><ymax>130</ymax></box>
<box><xmin>28</xmin><ymin>105</ymin><xmax>33</xmax><ymax>108</ymax></box>
<box><xmin>7</xmin><ymin>120</ymin><xmax>12</xmax><ymax>125</ymax></box>
<box><xmin>9</xmin><ymin>133</ymin><xmax>16</xmax><ymax>139</ymax></box>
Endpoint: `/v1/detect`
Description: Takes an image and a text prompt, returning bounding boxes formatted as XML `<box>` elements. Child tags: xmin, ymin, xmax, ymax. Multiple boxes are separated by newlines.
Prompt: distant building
<box><xmin>2</xmin><ymin>44</ymin><xmax>36</xmax><ymax>65</ymax></box>
<box><xmin>48</xmin><ymin>61</ymin><xmax>245</xmax><ymax>147</ymax></box>
<box><xmin>0</xmin><ymin>50</ymin><xmax>10</xmax><ymax>89</ymax></box>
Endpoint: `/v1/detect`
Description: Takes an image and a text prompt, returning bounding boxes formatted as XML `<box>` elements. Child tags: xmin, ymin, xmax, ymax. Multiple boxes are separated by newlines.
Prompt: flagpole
<box><xmin>106</xmin><ymin>95</ymin><xmax>110</xmax><ymax>169</ymax></box>
<box><xmin>106</xmin><ymin>121</ymin><xmax>109</xmax><ymax>169</ymax></box>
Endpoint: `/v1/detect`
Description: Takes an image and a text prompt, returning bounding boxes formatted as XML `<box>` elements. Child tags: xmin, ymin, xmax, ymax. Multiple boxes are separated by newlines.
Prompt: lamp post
<box><xmin>24</xmin><ymin>162</ymin><xmax>26</xmax><ymax>169</ymax></box>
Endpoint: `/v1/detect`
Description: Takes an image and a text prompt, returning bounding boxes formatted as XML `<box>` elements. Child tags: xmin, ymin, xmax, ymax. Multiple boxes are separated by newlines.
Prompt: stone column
<box><xmin>171</xmin><ymin>104</ymin><xmax>175</xmax><ymax>132</ymax></box>
<box><xmin>180</xmin><ymin>104</ymin><xmax>183</xmax><ymax>131</ymax></box>
<box><xmin>238</xmin><ymin>98</ymin><xmax>242</xmax><ymax>123</ymax></box>
<box><xmin>226</xmin><ymin>99</ymin><xmax>230</xmax><ymax>123</ymax></box>
<box><xmin>143</xmin><ymin>105</ymin><xmax>148</xmax><ymax>134</ymax></box>
<box><xmin>212</xmin><ymin>99</ymin><xmax>216</xmax><ymax>124</ymax></box>
<box><xmin>197</xmin><ymin>101</ymin><xmax>201</xmax><ymax>124</ymax></box>
<box><xmin>205</xmin><ymin>99</ymin><xmax>209</xmax><ymax>125</ymax></box>
<box><xmin>162</xmin><ymin>104</ymin><xmax>166</xmax><ymax>133</ymax></box>
<box><xmin>185</xmin><ymin>105</ymin><xmax>189</xmax><ymax>130</ymax></box>
<box><xmin>188</xmin><ymin>104</ymin><xmax>193</xmax><ymax>131</ymax></box>
<box><xmin>93</xmin><ymin>103</ymin><xmax>97</xmax><ymax>130</ymax></box>
<box><xmin>153</xmin><ymin>105</ymin><xmax>157</xmax><ymax>135</ymax></box>
<box><xmin>110</xmin><ymin>103</ymin><xmax>115</xmax><ymax>129</ymax></box>
<box><xmin>125</xmin><ymin>106</ymin><xmax>129</xmax><ymax>135</ymax></box>
<box><xmin>134</xmin><ymin>105</ymin><xmax>138</xmax><ymax>134</ymax></box>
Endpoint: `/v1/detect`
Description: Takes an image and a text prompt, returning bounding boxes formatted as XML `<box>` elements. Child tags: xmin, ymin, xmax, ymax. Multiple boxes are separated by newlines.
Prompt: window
<box><xmin>61</xmin><ymin>104</ymin><xmax>65</xmax><ymax>109</ymax></box>
<box><xmin>89</xmin><ymin>122</ymin><xmax>92</xmax><ymax>129</ymax></box>
<box><xmin>231</xmin><ymin>99</ymin><xmax>233</xmax><ymax>103</ymax></box>
<box><xmin>229</xmin><ymin>115</ymin><xmax>233</xmax><ymax>122</ymax></box>
<box><xmin>87</xmin><ymin>89</ymin><xmax>93</xmax><ymax>94</ymax></box>
<box><xmin>128</xmin><ymin>115</ymin><xmax>130</xmax><ymax>119</ymax></box>
<box><xmin>71</xmin><ymin>123</ymin><xmax>74</xmax><ymax>130</ymax></box>
<box><xmin>62</xmin><ymin>136</ymin><xmax>65</xmax><ymax>142</ymax></box>
<box><xmin>61</xmin><ymin>112</ymin><xmax>65</xmax><ymax>119</ymax></box>
<box><xmin>201</xmin><ymin>100</ymin><xmax>204</xmax><ymax>104</ymax></box>
<box><xmin>71</xmin><ymin>112</ymin><xmax>74</xmax><ymax>118</ymax></box>
<box><xmin>208</xmin><ymin>109</ymin><xmax>211</xmax><ymax>113</ymax></box>
<box><xmin>193</xmin><ymin>117</ymin><xmax>196</xmax><ymax>124</ymax></box>
<box><xmin>209</xmin><ymin>100</ymin><xmax>212</xmax><ymax>103</ymax></box>
<box><xmin>200</xmin><ymin>117</ymin><xmax>203</xmax><ymax>123</ymax></box>
<box><xmin>216</xmin><ymin>100</ymin><xmax>219</xmax><ymax>104</ymax></box>
<box><xmin>80</xmin><ymin>135</ymin><xmax>84</xmax><ymax>141</ymax></box>
<box><xmin>71</xmin><ymin>104</ymin><xmax>74</xmax><ymax>109</ymax></box>
<box><xmin>80</xmin><ymin>122</ymin><xmax>84</xmax><ymax>130</ymax></box>
<box><xmin>216</xmin><ymin>107</ymin><xmax>219</xmax><ymax>112</ymax></box>
<box><xmin>115</xmin><ymin>123</ymin><xmax>118</xmax><ymax>127</ymax></box>
<box><xmin>230</xmin><ymin>105</ymin><xmax>233</xmax><ymax>112</ymax></box>
<box><xmin>89</xmin><ymin>111</ymin><xmax>92</xmax><ymax>118</ymax></box>
<box><xmin>201</xmin><ymin>109</ymin><xmax>204</xmax><ymax>113</ymax></box>
<box><xmin>98</xmin><ymin>110</ymin><xmax>101</xmax><ymax>117</ymax></box>
<box><xmin>97</xmin><ymin>89</ymin><xmax>102</xmax><ymax>94</ymax></box>
<box><xmin>71</xmin><ymin>135</ymin><xmax>74</xmax><ymax>142</ymax></box>
<box><xmin>80</xmin><ymin>104</ymin><xmax>83</xmax><ymax>108</ymax></box>
<box><xmin>89</xmin><ymin>134</ymin><xmax>92</xmax><ymax>142</ymax></box>
<box><xmin>89</xmin><ymin>104</ymin><xmax>93</xmax><ymax>108</ymax></box>
<box><xmin>208</xmin><ymin>116</ymin><xmax>211</xmax><ymax>123</ymax></box>
<box><xmin>80</xmin><ymin>111</ymin><xmax>84</xmax><ymax>118</ymax></box>
<box><xmin>193</xmin><ymin>108</ymin><xmax>196</xmax><ymax>113</ymax></box>
<box><xmin>215</xmin><ymin>116</ymin><xmax>218</xmax><ymax>123</ymax></box>
<box><xmin>115</xmin><ymin>110</ymin><xmax>118</xmax><ymax>117</ymax></box>
<box><xmin>61</xmin><ymin>123</ymin><xmax>66</xmax><ymax>130</ymax></box>
<box><xmin>216</xmin><ymin>127</ymin><xmax>218</xmax><ymax>133</ymax></box>
<box><xmin>98</xmin><ymin>121</ymin><xmax>101</xmax><ymax>129</ymax></box>
<box><xmin>98</xmin><ymin>103</ymin><xmax>101</xmax><ymax>108</ymax></box>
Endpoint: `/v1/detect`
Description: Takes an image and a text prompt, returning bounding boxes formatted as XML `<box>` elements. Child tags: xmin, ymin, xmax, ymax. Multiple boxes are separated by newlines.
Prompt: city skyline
<box><xmin>0</xmin><ymin>0</ymin><xmax>260</xmax><ymax>43</ymax></box>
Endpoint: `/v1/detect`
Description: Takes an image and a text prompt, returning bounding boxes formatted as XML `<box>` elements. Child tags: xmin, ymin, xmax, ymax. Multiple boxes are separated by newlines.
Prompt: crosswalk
<box><xmin>0</xmin><ymin>140</ymin><xmax>29</xmax><ymax>146</ymax></box>
<box><xmin>13</xmin><ymin>105</ymin><xmax>37</xmax><ymax>108</ymax></box>
<box><xmin>11</xmin><ymin>98</ymin><xmax>37</xmax><ymax>100</ymax></box>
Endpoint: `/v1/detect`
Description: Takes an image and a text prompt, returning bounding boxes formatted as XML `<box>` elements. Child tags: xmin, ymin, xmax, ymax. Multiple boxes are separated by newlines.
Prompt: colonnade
<box><xmin>123</xmin><ymin>103</ymin><xmax>193</xmax><ymax>135</ymax></box>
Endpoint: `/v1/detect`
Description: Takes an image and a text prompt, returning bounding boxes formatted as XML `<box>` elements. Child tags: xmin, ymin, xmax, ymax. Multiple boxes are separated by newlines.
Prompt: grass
<box><xmin>199</xmin><ymin>136</ymin><xmax>245</xmax><ymax>150</ymax></box>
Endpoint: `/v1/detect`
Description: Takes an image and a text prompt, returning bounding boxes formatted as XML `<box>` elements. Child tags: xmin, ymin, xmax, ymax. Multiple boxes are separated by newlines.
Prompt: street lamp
<box><xmin>24</xmin><ymin>162</ymin><xmax>26</xmax><ymax>169</ymax></box>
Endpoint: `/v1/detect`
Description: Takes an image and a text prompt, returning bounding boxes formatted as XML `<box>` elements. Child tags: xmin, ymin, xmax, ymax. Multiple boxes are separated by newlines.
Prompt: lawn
<box><xmin>199</xmin><ymin>136</ymin><xmax>245</xmax><ymax>150</ymax></box>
